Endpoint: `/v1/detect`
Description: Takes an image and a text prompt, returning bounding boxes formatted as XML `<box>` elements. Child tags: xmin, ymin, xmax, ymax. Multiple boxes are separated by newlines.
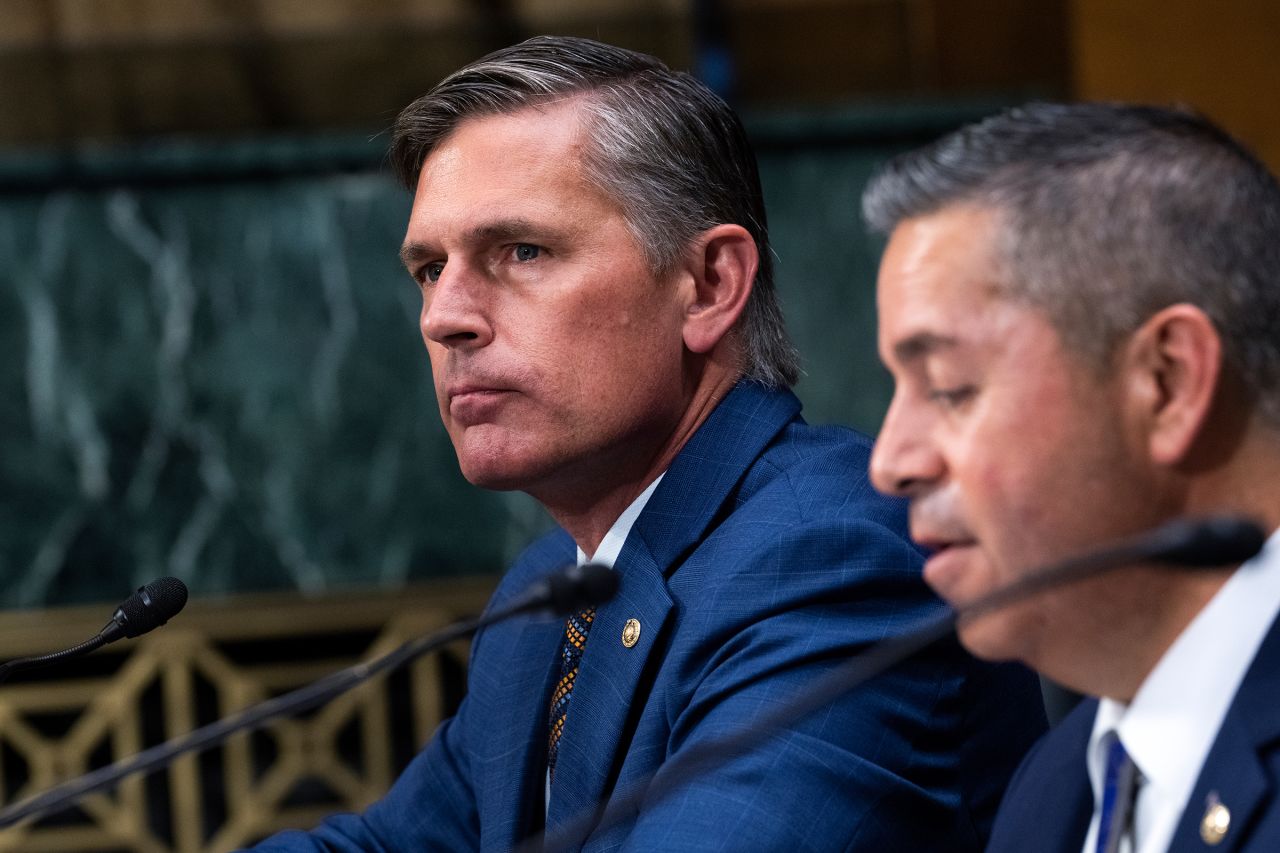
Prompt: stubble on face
<box><xmin>403</xmin><ymin>100</ymin><xmax>698</xmax><ymax>541</ymax></box>
<box><xmin>872</xmin><ymin>206</ymin><xmax>1175</xmax><ymax>682</ymax></box>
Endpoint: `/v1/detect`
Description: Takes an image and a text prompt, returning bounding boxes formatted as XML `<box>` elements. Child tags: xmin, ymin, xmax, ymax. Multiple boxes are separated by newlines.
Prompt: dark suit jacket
<box><xmin>988</xmin><ymin>611</ymin><xmax>1280</xmax><ymax>853</ymax></box>
<box><xmin>253</xmin><ymin>382</ymin><xmax>1046</xmax><ymax>851</ymax></box>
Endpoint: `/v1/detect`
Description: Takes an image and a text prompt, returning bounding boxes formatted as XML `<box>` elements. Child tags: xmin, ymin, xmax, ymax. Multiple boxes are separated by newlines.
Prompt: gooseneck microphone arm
<box><xmin>0</xmin><ymin>562</ymin><xmax>618</xmax><ymax>830</ymax></box>
<box><xmin>0</xmin><ymin>577</ymin><xmax>189</xmax><ymax>686</ymax></box>
<box><xmin>530</xmin><ymin>515</ymin><xmax>1268</xmax><ymax>853</ymax></box>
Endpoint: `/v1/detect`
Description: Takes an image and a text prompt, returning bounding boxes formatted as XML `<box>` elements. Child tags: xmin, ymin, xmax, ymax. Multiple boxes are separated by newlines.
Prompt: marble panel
<box><xmin>0</xmin><ymin>103</ymin><xmax>1000</xmax><ymax>608</ymax></box>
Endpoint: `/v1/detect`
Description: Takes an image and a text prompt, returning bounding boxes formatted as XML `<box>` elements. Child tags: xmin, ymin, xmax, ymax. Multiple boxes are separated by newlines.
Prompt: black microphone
<box><xmin>0</xmin><ymin>562</ymin><xmax>617</xmax><ymax>829</ymax></box>
<box><xmin>100</xmin><ymin>576</ymin><xmax>189</xmax><ymax>643</ymax></box>
<box><xmin>0</xmin><ymin>577</ymin><xmax>189</xmax><ymax>686</ymax></box>
<box><xmin>539</xmin><ymin>563</ymin><xmax>620</xmax><ymax>614</ymax></box>
<box><xmin>957</xmin><ymin>515</ymin><xmax>1267</xmax><ymax>626</ymax></box>
<box><xmin>1136</xmin><ymin>515</ymin><xmax>1267</xmax><ymax>567</ymax></box>
<box><xmin>531</xmin><ymin>515</ymin><xmax>1268</xmax><ymax>853</ymax></box>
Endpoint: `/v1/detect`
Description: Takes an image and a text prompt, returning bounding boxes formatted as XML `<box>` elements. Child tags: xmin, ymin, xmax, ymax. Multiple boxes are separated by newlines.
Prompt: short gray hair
<box><xmin>863</xmin><ymin>101</ymin><xmax>1280</xmax><ymax>426</ymax></box>
<box><xmin>391</xmin><ymin>36</ymin><xmax>800</xmax><ymax>389</ymax></box>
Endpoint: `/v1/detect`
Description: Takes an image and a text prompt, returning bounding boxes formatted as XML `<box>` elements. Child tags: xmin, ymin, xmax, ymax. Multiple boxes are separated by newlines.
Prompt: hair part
<box><xmin>863</xmin><ymin>101</ymin><xmax>1280</xmax><ymax>426</ymax></box>
<box><xmin>391</xmin><ymin>36</ymin><xmax>800</xmax><ymax>388</ymax></box>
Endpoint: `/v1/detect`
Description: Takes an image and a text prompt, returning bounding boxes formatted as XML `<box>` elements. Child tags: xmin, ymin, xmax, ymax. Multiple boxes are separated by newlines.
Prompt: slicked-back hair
<box><xmin>863</xmin><ymin>101</ymin><xmax>1280</xmax><ymax>426</ymax></box>
<box><xmin>391</xmin><ymin>36</ymin><xmax>800</xmax><ymax>389</ymax></box>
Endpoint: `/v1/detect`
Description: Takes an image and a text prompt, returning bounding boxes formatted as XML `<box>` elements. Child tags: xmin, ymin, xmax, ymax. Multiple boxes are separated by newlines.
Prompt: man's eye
<box><xmin>927</xmin><ymin>386</ymin><xmax>976</xmax><ymax>409</ymax></box>
<box><xmin>514</xmin><ymin>244</ymin><xmax>541</xmax><ymax>262</ymax></box>
<box><xmin>424</xmin><ymin>262</ymin><xmax>445</xmax><ymax>283</ymax></box>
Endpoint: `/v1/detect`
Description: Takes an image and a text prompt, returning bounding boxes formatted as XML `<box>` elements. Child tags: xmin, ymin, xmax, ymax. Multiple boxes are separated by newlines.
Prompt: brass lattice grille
<box><xmin>0</xmin><ymin>578</ymin><xmax>494</xmax><ymax>852</ymax></box>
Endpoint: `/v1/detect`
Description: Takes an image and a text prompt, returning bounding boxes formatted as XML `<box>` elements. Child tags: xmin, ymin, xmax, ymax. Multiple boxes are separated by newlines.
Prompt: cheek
<box><xmin>425</xmin><ymin>341</ymin><xmax>451</xmax><ymax>384</ymax></box>
<box><xmin>959</xmin><ymin>431</ymin><xmax>1063</xmax><ymax>570</ymax></box>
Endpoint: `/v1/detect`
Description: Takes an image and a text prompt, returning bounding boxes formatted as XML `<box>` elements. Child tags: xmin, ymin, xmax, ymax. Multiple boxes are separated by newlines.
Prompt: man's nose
<box><xmin>870</xmin><ymin>395</ymin><xmax>944</xmax><ymax>498</ymax></box>
<box><xmin>421</xmin><ymin>265</ymin><xmax>493</xmax><ymax>349</ymax></box>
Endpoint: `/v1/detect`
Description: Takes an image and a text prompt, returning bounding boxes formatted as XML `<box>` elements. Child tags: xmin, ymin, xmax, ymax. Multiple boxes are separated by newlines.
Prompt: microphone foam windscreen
<box><xmin>1154</xmin><ymin>516</ymin><xmax>1267</xmax><ymax>567</ymax></box>
<box><xmin>118</xmin><ymin>577</ymin><xmax>190</xmax><ymax>637</ymax></box>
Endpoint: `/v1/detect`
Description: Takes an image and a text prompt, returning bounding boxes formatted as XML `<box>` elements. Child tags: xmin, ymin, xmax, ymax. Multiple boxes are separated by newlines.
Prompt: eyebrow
<box><xmin>399</xmin><ymin>242</ymin><xmax>434</xmax><ymax>270</ymax></box>
<box><xmin>400</xmin><ymin>217</ymin><xmax>563</xmax><ymax>270</ymax></box>
<box><xmin>891</xmin><ymin>331</ymin><xmax>961</xmax><ymax>364</ymax></box>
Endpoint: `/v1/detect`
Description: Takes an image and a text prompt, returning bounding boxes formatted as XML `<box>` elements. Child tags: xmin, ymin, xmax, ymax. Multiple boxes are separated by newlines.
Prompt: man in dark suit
<box><xmin>251</xmin><ymin>36</ymin><xmax>1045</xmax><ymax>851</ymax></box>
<box><xmin>864</xmin><ymin>101</ymin><xmax>1280</xmax><ymax>852</ymax></box>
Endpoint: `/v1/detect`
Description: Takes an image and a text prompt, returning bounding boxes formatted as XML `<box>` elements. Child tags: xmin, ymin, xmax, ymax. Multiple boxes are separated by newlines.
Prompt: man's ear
<box><xmin>1121</xmin><ymin>304</ymin><xmax>1223</xmax><ymax>466</ymax></box>
<box><xmin>681</xmin><ymin>224</ymin><xmax>757</xmax><ymax>354</ymax></box>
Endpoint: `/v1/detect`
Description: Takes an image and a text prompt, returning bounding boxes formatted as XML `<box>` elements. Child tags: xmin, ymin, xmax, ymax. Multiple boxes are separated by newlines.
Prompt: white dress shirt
<box><xmin>1081</xmin><ymin>527</ymin><xmax>1280</xmax><ymax>853</ymax></box>
<box><xmin>546</xmin><ymin>474</ymin><xmax>665</xmax><ymax>814</ymax></box>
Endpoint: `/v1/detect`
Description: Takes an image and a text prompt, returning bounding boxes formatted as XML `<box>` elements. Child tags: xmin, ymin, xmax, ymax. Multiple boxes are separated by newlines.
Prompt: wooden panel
<box><xmin>932</xmin><ymin>0</ymin><xmax>1069</xmax><ymax>94</ymax></box>
<box><xmin>730</xmin><ymin>0</ymin><xmax>917</xmax><ymax>102</ymax></box>
<box><xmin>1071</xmin><ymin>0</ymin><xmax>1280</xmax><ymax>169</ymax></box>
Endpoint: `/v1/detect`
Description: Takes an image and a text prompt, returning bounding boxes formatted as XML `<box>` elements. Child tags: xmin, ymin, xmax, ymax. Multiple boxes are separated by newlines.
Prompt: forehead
<box><xmin>876</xmin><ymin>205</ymin><xmax>1018</xmax><ymax>362</ymax></box>
<box><xmin>428</xmin><ymin>99</ymin><xmax>590</xmax><ymax>175</ymax></box>
<box><xmin>406</xmin><ymin>99</ymin><xmax>617</xmax><ymax>235</ymax></box>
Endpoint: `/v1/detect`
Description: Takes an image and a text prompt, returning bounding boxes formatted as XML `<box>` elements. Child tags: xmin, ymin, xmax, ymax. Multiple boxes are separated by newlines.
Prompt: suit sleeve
<box><xmin>616</xmin><ymin>517</ymin><xmax>1006</xmax><ymax>852</ymax></box>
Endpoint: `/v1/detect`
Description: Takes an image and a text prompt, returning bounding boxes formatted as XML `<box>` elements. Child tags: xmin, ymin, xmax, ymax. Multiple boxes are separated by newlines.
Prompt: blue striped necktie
<box><xmin>1096</xmin><ymin>732</ymin><xmax>1139</xmax><ymax>853</ymax></box>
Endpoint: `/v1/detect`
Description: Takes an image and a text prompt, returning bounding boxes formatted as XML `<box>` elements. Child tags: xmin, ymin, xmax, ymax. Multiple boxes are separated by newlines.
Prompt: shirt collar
<box><xmin>575</xmin><ymin>473</ymin><xmax>665</xmax><ymax>568</ymax></box>
<box><xmin>1087</xmin><ymin>526</ymin><xmax>1280</xmax><ymax>819</ymax></box>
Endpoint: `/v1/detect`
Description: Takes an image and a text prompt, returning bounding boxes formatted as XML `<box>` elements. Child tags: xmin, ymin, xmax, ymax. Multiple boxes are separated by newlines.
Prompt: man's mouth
<box><xmin>446</xmin><ymin>384</ymin><xmax>515</xmax><ymax>424</ymax></box>
<box><xmin>916</xmin><ymin>536</ymin><xmax>980</xmax><ymax>602</ymax></box>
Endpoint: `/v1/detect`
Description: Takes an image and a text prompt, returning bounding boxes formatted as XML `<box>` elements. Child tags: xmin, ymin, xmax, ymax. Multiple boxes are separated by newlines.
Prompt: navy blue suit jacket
<box><xmin>988</xmin><ymin>612</ymin><xmax>1280</xmax><ymax>853</ymax></box>
<box><xmin>253</xmin><ymin>382</ymin><xmax>1046</xmax><ymax>851</ymax></box>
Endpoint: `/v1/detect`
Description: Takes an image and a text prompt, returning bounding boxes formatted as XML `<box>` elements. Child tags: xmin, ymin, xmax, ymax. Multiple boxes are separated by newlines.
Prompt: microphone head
<box><xmin>113</xmin><ymin>577</ymin><xmax>190</xmax><ymax>639</ymax></box>
<box><xmin>1144</xmin><ymin>516</ymin><xmax>1268</xmax><ymax>568</ymax></box>
<box><xmin>544</xmin><ymin>563</ymin><xmax>619</xmax><ymax>614</ymax></box>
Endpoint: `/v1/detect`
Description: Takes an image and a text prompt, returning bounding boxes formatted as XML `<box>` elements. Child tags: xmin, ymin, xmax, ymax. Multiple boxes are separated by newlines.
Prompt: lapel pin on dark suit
<box><xmin>1200</xmin><ymin>791</ymin><xmax>1231</xmax><ymax>845</ymax></box>
<box><xmin>621</xmin><ymin>618</ymin><xmax>642</xmax><ymax>648</ymax></box>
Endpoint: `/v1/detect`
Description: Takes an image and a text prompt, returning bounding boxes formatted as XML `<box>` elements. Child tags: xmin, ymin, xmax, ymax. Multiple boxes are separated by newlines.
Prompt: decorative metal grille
<box><xmin>0</xmin><ymin>578</ymin><xmax>494</xmax><ymax>852</ymax></box>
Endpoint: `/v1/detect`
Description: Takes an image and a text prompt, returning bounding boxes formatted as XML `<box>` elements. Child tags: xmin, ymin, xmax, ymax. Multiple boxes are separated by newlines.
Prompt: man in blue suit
<box><xmin>252</xmin><ymin>37</ymin><xmax>1045</xmax><ymax>851</ymax></box>
<box><xmin>865</xmin><ymin>102</ymin><xmax>1280</xmax><ymax>852</ymax></box>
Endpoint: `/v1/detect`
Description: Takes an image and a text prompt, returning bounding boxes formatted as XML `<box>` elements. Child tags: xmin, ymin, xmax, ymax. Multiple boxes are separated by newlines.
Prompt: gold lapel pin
<box><xmin>621</xmin><ymin>618</ymin><xmax>641</xmax><ymax>648</ymax></box>
<box><xmin>1200</xmin><ymin>792</ymin><xmax>1230</xmax><ymax>846</ymax></box>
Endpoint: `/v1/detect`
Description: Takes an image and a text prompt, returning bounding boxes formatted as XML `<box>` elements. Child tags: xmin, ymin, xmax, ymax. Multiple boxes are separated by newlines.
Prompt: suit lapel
<box><xmin>1046</xmin><ymin>761</ymin><xmax>1094</xmax><ymax>853</ymax></box>
<box><xmin>488</xmin><ymin>613</ymin><xmax>564</xmax><ymax>849</ymax></box>
<box><xmin>1028</xmin><ymin>703</ymin><xmax>1095</xmax><ymax>853</ymax></box>
<box><xmin>1167</xmin><ymin>613</ymin><xmax>1280</xmax><ymax>853</ymax></box>
<box><xmin>544</xmin><ymin>543</ymin><xmax>674</xmax><ymax>833</ymax></box>
<box><xmin>479</xmin><ymin>536</ymin><xmax>579</xmax><ymax>850</ymax></box>
<box><xmin>543</xmin><ymin>382</ymin><xmax>801</xmax><ymax>837</ymax></box>
<box><xmin>1167</xmin><ymin>723</ymin><xmax>1269</xmax><ymax>853</ymax></box>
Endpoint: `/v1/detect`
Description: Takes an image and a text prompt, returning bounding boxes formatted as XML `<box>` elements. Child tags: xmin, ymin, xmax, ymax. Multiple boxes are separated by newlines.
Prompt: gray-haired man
<box><xmin>867</xmin><ymin>102</ymin><xmax>1280</xmax><ymax>852</ymax></box>
<box><xmin>252</xmin><ymin>36</ymin><xmax>1045</xmax><ymax>851</ymax></box>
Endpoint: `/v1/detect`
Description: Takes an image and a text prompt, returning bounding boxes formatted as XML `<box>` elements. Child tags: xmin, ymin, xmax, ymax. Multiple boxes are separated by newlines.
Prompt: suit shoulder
<box><xmin>1009</xmin><ymin>695</ymin><xmax>1096</xmax><ymax>787</ymax></box>
<box><xmin>736</xmin><ymin>419</ymin><xmax>912</xmax><ymax>534</ymax></box>
<box><xmin>988</xmin><ymin>696</ymin><xmax>1096</xmax><ymax>850</ymax></box>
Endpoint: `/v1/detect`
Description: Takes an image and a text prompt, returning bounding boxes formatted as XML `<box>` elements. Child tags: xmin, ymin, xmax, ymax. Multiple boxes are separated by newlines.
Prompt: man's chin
<box><xmin>457</xmin><ymin>462</ymin><xmax>530</xmax><ymax>492</ymax></box>
<box><xmin>455</xmin><ymin>451</ymin><xmax>558</xmax><ymax>494</ymax></box>
<box><xmin>954</xmin><ymin>619</ymin><xmax>1023</xmax><ymax>662</ymax></box>
<box><xmin>449</xmin><ymin>427</ymin><xmax>545</xmax><ymax>491</ymax></box>
<box><xmin>921</xmin><ymin>543</ymin><xmax>990</xmax><ymax>611</ymax></box>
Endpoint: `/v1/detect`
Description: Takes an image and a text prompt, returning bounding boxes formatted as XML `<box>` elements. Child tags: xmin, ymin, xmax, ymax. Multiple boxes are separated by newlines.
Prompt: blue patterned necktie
<box><xmin>547</xmin><ymin>606</ymin><xmax>594</xmax><ymax>782</ymax></box>
<box><xmin>1096</xmin><ymin>732</ymin><xmax>1139</xmax><ymax>853</ymax></box>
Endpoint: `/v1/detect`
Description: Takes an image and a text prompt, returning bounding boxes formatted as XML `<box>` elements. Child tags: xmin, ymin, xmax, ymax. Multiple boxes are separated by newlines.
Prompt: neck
<box><xmin>1044</xmin><ymin>451</ymin><xmax>1280</xmax><ymax>700</ymax></box>
<box><xmin>1083</xmin><ymin>417</ymin><xmax>1280</xmax><ymax>700</ymax></box>
<box><xmin>1077</xmin><ymin>569</ymin><xmax>1233</xmax><ymax>703</ymax></box>
<box><xmin>535</xmin><ymin>364</ymin><xmax>743</xmax><ymax>556</ymax></box>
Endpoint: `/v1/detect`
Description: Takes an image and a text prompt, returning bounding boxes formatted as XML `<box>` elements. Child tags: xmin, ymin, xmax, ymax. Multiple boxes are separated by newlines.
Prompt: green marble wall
<box><xmin>0</xmin><ymin>103</ymin><xmax>1001</xmax><ymax>608</ymax></box>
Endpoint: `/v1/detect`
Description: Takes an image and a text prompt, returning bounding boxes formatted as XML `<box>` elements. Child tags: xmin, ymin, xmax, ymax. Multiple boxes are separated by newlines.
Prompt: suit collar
<box><xmin>630</xmin><ymin>380</ymin><xmax>801</xmax><ymax>575</ymax></box>
<box><xmin>1167</xmin><ymin>610</ymin><xmax>1280</xmax><ymax>852</ymax></box>
<box><xmin>543</xmin><ymin>381</ymin><xmax>800</xmax><ymax>836</ymax></box>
